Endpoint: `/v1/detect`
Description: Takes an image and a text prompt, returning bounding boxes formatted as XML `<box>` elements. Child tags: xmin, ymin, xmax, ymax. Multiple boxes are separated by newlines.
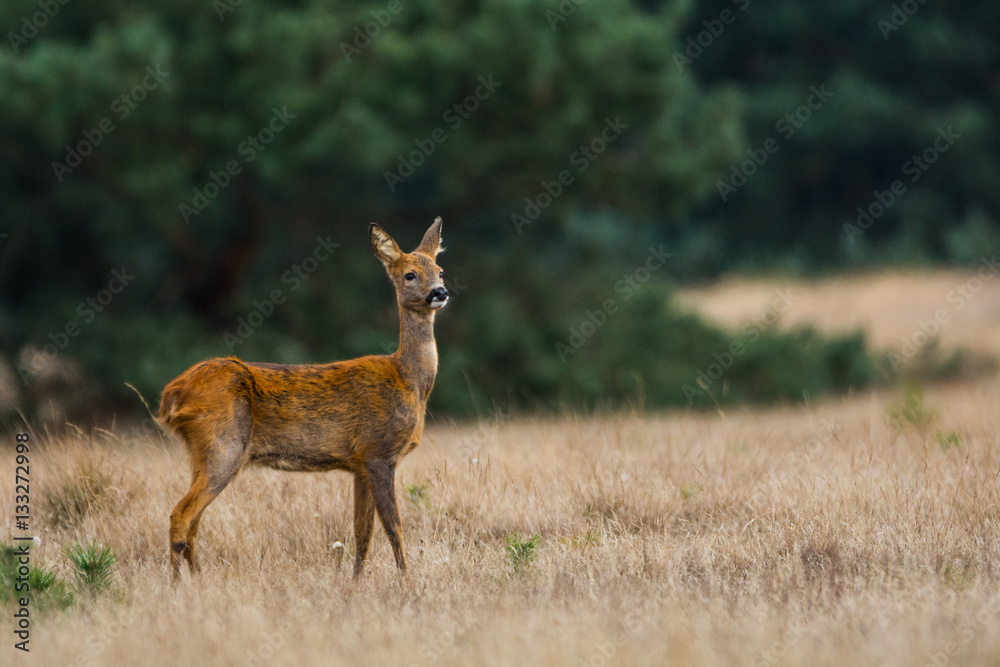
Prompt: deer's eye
<box><xmin>404</xmin><ymin>272</ymin><xmax>416</xmax><ymax>281</ymax></box>
<box><xmin>439</xmin><ymin>271</ymin><xmax>444</xmax><ymax>278</ymax></box>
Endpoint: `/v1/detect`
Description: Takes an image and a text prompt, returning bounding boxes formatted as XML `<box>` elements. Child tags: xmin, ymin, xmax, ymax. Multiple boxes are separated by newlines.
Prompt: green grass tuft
<box><xmin>65</xmin><ymin>542</ymin><xmax>117</xmax><ymax>597</ymax></box>
<box><xmin>405</xmin><ymin>482</ymin><xmax>432</xmax><ymax>511</ymax></box>
<box><xmin>887</xmin><ymin>385</ymin><xmax>939</xmax><ymax>431</ymax></box>
<box><xmin>680</xmin><ymin>483</ymin><xmax>701</xmax><ymax>500</ymax></box>
<box><xmin>504</xmin><ymin>534</ymin><xmax>540</xmax><ymax>575</ymax></box>
<box><xmin>0</xmin><ymin>543</ymin><xmax>75</xmax><ymax>612</ymax></box>
<box><xmin>935</xmin><ymin>429</ymin><xmax>963</xmax><ymax>452</ymax></box>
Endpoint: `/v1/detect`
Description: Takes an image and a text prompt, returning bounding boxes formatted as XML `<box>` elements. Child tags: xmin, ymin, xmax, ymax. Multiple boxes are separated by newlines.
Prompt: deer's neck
<box><xmin>392</xmin><ymin>305</ymin><xmax>438</xmax><ymax>401</ymax></box>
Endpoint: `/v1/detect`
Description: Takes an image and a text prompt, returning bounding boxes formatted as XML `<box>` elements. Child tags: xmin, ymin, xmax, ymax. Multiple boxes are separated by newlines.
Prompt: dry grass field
<box><xmin>5</xmin><ymin>270</ymin><xmax>1000</xmax><ymax>666</ymax></box>
<box><xmin>676</xmin><ymin>268</ymin><xmax>1000</xmax><ymax>357</ymax></box>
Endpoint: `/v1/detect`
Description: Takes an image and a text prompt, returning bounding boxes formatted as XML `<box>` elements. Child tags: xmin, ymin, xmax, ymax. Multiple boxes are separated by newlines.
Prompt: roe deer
<box><xmin>159</xmin><ymin>218</ymin><xmax>448</xmax><ymax>581</ymax></box>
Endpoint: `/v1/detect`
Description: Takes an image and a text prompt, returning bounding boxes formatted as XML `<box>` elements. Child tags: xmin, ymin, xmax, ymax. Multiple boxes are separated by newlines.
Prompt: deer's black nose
<box><xmin>427</xmin><ymin>286</ymin><xmax>449</xmax><ymax>303</ymax></box>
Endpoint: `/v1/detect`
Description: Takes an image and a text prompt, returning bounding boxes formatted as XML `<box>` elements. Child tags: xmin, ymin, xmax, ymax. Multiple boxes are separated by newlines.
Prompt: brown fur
<box><xmin>159</xmin><ymin>218</ymin><xmax>448</xmax><ymax>581</ymax></box>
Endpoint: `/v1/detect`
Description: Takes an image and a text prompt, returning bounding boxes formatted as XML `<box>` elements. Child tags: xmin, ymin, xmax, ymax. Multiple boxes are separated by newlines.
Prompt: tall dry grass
<box><xmin>3</xmin><ymin>373</ymin><xmax>1000</xmax><ymax>666</ymax></box>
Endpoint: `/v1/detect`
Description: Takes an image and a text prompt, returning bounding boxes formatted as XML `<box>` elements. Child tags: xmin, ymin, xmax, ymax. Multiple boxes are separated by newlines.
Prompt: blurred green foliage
<box><xmin>0</xmin><ymin>1</ymin><xmax>995</xmax><ymax>421</ymax></box>
<box><xmin>679</xmin><ymin>0</ymin><xmax>1000</xmax><ymax>272</ymax></box>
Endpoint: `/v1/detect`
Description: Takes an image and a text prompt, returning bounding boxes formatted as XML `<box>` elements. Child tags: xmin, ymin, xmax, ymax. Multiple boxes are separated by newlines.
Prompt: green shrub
<box><xmin>935</xmin><ymin>430</ymin><xmax>962</xmax><ymax>453</ymax></box>
<box><xmin>0</xmin><ymin>543</ymin><xmax>75</xmax><ymax>612</ymax></box>
<box><xmin>405</xmin><ymin>482</ymin><xmax>431</xmax><ymax>511</ymax></box>
<box><xmin>65</xmin><ymin>542</ymin><xmax>117</xmax><ymax>597</ymax></box>
<box><xmin>680</xmin><ymin>483</ymin><xmax>701</xmax><ymax>500</ymax></box>
<box><xmin>504</xmin><ymin>534</ymin><xmax>540</xmax><ymax>576</ymax></box>
<box><xmin>887</xmin><ymin>385</ymin><xmax>939</xmax><ymax>431</ymax></box>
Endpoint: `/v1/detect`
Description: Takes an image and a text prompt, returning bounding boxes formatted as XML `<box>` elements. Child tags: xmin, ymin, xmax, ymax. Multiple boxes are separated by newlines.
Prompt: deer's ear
<box><xmin>415</xmin><ymin>216</ymin><xmax>444</xmax><ymax>257</ymax></box>
<box><xmin>370</xmin><ymin>223</ymin><xmax>402</xmax><ymax>265</ymax></box>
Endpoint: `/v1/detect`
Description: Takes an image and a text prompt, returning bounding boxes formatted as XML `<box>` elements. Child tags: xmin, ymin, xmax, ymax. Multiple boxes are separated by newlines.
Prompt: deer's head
<box><xmin>370</xmin><ymin>217</ymin><xmax>448</xmax><ymax>313</ymax></box>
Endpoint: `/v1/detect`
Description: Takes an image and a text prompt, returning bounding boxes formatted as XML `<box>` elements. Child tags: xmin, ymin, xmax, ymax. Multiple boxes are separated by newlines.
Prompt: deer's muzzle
<box><xmin>427</xmin><ymin>287</ymin><xmax>449</xmax><ymax>308</ymax></box>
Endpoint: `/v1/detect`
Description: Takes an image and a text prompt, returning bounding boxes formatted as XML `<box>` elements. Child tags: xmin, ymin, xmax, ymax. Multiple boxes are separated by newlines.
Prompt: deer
<box><xmin>158</xmin><ymin>217</ymin><xmax>448</xmax><ymax>582</ymax></box>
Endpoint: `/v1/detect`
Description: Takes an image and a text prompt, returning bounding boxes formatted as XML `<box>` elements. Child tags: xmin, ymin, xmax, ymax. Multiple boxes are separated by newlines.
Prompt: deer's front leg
<box><xmin>366</xmin><ymin>459</ymin><xmax>409</xmax><ymax>575</ymax></box>
<box><xmin>353</xmin><ymin>472</ymin><xmax>375</xmax><ymax>578</ymax></box>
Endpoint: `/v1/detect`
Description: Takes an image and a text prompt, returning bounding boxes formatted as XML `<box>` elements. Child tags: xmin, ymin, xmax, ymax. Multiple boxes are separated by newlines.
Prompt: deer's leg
<box><xmin>184</xmin><ymin>510</ymin><xmax>207</xmax><ymax>573</ymax></box>
<box><xmin>170</xmin><ymin>477</ymin><xmax>206</xmax><ymax>578</ymax></box>
<box><xmin>366</xmin><ymin>459</ymin><xmax>408</xmax><ymax>575</ymax></box>
<box><xmin>172</xmin><ymin>468</ymin><xmax>208</xmax><ymax>574</ymax></box>
<box><xmin>169</xmin><ymin>397</ymin><xmax>251</xmax><ymax>581</ymax></box>
<box><xmin>169</xmin><ymin>463</ymin><xmax>243</xmax><ymax>580</ymax></box>
<box><xmin>352</xmin><ymin>472</ymin><xmax>376</xmax><ymax>578</ymax></box>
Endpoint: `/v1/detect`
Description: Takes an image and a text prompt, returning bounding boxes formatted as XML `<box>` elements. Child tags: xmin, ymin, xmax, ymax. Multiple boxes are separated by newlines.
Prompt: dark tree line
<box><xmin>0</xmin><ymin>0</ymin><xmax>993</xmax><ymax>420</ymax></box>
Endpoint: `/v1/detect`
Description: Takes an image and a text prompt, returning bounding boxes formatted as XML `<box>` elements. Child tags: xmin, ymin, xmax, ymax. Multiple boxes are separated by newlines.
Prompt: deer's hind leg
<box><xmin>169</xmin><ymin>396</ymin><xmax>252</xmax><ymax>580</ymax></box>
<box><xmin>181</xmin><ymin>504</ymin><xmax>208</xmax><ymax>574</ymax></box>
